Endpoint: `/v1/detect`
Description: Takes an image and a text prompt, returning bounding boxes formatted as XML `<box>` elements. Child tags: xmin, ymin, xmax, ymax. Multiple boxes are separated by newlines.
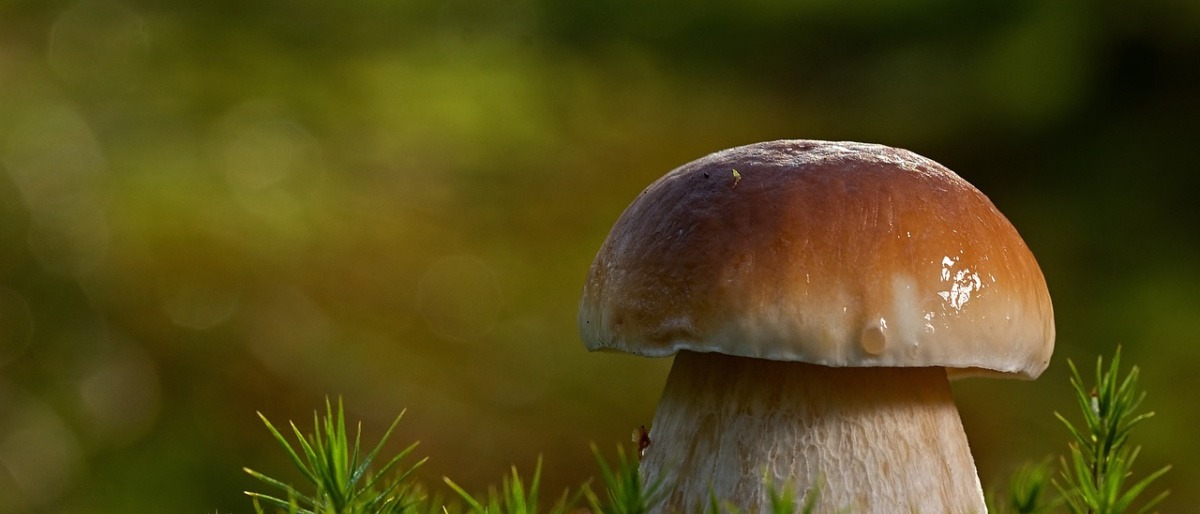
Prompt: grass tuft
<box><xmin>992</xmin><ymin>348</ymin><xmax>1170</xmax><ymax>514</ymax></box>
<box><xmin>1052</xmin><ymin>348</ymin><xmax>1171</xmax><ymax>514</ymax></box>
<box><xmin>988</xmin><ymin>459</ymin><xmax>1058</xmax><ymax>514</ymax></box>
<box><xmin>244</xmin><ymin>397</ymin><xmax>427</xmax><ymax>514</ymax></box>
<box><xmin>582</xmin><ymin>444</ymin><xmax>667</xmax><ymax>514</ymax></box>
<box><xmin>444</xmin><ymin>456</ymin><xmax>578</xmax><ymax>514</ymax></box>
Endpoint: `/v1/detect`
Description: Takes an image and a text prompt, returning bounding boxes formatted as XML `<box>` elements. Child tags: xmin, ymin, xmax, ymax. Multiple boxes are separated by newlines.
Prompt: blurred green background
<box><xmin>1</xmin><ymin>0</ymin><xmax>1198</xmax><ymax>512</ymax></box>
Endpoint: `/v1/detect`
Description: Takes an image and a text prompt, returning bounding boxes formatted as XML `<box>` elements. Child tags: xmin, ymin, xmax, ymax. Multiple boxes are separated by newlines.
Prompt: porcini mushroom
<box><xmin>578</xmin><ymin>140</ymin><xmax>1054</xmax><ymax>513</ymax></box>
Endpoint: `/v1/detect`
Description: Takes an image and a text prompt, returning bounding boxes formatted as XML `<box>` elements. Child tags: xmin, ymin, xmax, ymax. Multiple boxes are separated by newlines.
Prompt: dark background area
<box><xmin>0</xmin><ymin>0</ymin><xmax>1197</xmax><ymax>512</ymax></box>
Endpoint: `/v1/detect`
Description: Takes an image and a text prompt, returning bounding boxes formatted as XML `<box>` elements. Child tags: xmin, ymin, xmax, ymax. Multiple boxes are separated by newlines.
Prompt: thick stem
<box><xmin>641</xmin><ymin>351</ymin><xmax>985</xmax><ymax>514</ymax></box>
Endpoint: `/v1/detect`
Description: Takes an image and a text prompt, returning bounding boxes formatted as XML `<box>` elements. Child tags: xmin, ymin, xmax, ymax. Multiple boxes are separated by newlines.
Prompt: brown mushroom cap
<box><xmin>578</xmin><ymin>140</ymin><xmax>1054</xmax><ymax>378</ymax></box>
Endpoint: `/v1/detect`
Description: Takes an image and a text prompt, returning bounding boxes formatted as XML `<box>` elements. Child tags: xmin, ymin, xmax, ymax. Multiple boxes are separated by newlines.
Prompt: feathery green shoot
<box><xmin>988</xmin><ymin>459</ymin><xmax>1058</xmax><ymax>514</ymax></box>
<box><xmin>443</xmin><ymin>457</ymin><xmax>577</xmax><ymax>514</ymax></box>
<box><xmin>244</xmin><ymin>398</ymin><xmax>427</xmax><ymax>514</ymax></box>
<box><xmin>993</xmin><ymin>349</ymin><xmax>1170</xmax><ymax>514</ymax></box>
<box><xmin>583</xmin><ymin>444</ymin><xmax>667</xmax><ymax>514</ymax></box>
<box><xmin>1053</xmin><ymin>349</ymin><xmax>1170</xmax><ymax>514</ymax></box>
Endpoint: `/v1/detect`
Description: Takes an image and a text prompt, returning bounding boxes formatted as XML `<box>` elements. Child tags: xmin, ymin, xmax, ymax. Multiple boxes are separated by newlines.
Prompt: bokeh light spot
<box><xmin>247</xmin><ymin>287</ymin><xmax>337</xmax><ymax>381</ymax></box>
<box><xmin>47</xmin><ymin>0</ymin><xmax>148</xmax><ymax>87</ymax></box>
<box><xmin>164</xmin><ymin>283</ymin><xmax>241</xmax><ymax>330</ymax></box>
<box><xmin>77</xmin><ymin>341</ymin><xmax>162</xmax><ymax>448</ymax></box>
<box><xmin>0</xmin><ymin>393</ymin><xmax>83</xmax><ymax>511</ymax></box>
<box><xmin>418</xmin><ymin>255</ymin><xmax>502</xmax><ymax>342</ymax></box>
<box><xmin>0</xmin><ymin>287</ymin><xmax>34</xmax><ymax>367</ymax></box>
<box><xmin>211</xmin><ymin>101</ymin><xmax>320</xmax><ymax>194</ymax></box>
<box><xmin>2</xmin><ymin>103</ymin><xmax>110</xmax><ymax>275</ymax></box>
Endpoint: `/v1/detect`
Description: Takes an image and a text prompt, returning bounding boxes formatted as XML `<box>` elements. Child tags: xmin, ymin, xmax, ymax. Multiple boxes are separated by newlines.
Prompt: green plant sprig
<box><xmin>443</xmin><ymin>456</ymin><xmax>579</xmax><ymax>514</ymax></box>
<box><xmin>1053</xmin><ymin>349</ymin><xmax>1171</xmax><ymax>514</ymax></box>
<box><xmin>582</xmin><ymin>444</ymin><xmax>668</xmax><ymax>514</ymax></box>
<box><xmin>991</xmin><ymin>349</ymin><xmax>1171</xmax><ymax>514</ymax></box>
<box><xmin>244</xmin><ymin>398</ymin><xmax>427</xmax><ymax>514</ymax></box>
<box><xmin>987</xmin><ymin>458</ymin><xmax>1058</xmax><ymax>514</ymax></box>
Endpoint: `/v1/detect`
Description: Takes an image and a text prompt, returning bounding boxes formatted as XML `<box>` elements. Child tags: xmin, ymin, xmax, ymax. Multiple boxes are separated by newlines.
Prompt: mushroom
<box><xmin>577</xmin><ymin>140</ymin><xmax>1054</xmax><ymax>513</ymax></box>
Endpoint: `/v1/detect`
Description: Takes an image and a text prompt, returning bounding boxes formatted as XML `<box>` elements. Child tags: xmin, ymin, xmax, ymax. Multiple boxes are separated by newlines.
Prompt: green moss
<box><xmin>245</xmin><ymin>351</ymin><xmax>1171</xmax><ymax>514</ymax></box>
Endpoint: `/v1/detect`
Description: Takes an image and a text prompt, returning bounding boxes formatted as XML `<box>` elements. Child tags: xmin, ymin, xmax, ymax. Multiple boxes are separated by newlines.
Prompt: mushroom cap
<box><xmin>578</xmin><ymin>140</ymin><xmax>1054</xmax><ymax>379</ymax></box>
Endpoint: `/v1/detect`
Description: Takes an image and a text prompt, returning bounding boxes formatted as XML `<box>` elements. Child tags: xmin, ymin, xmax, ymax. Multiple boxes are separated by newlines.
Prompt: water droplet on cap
<box><xmin>861</xmin><ymin>320</ymin><xmax>888</xmax><ymax>355</ymax></box>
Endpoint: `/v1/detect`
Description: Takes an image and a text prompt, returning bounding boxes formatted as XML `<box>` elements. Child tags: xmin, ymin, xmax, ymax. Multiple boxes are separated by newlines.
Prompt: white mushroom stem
<box><xmin>641</xmin><ymin>351</ymin><xmax>985</xmax><ymax>514</ymax></box>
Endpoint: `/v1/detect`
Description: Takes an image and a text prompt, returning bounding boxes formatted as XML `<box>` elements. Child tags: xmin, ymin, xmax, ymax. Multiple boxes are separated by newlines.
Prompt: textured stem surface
<box><xmin>641</xmin><ymin>351</ymin><xmax>984</xmax><ymax>514</ymax></box>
